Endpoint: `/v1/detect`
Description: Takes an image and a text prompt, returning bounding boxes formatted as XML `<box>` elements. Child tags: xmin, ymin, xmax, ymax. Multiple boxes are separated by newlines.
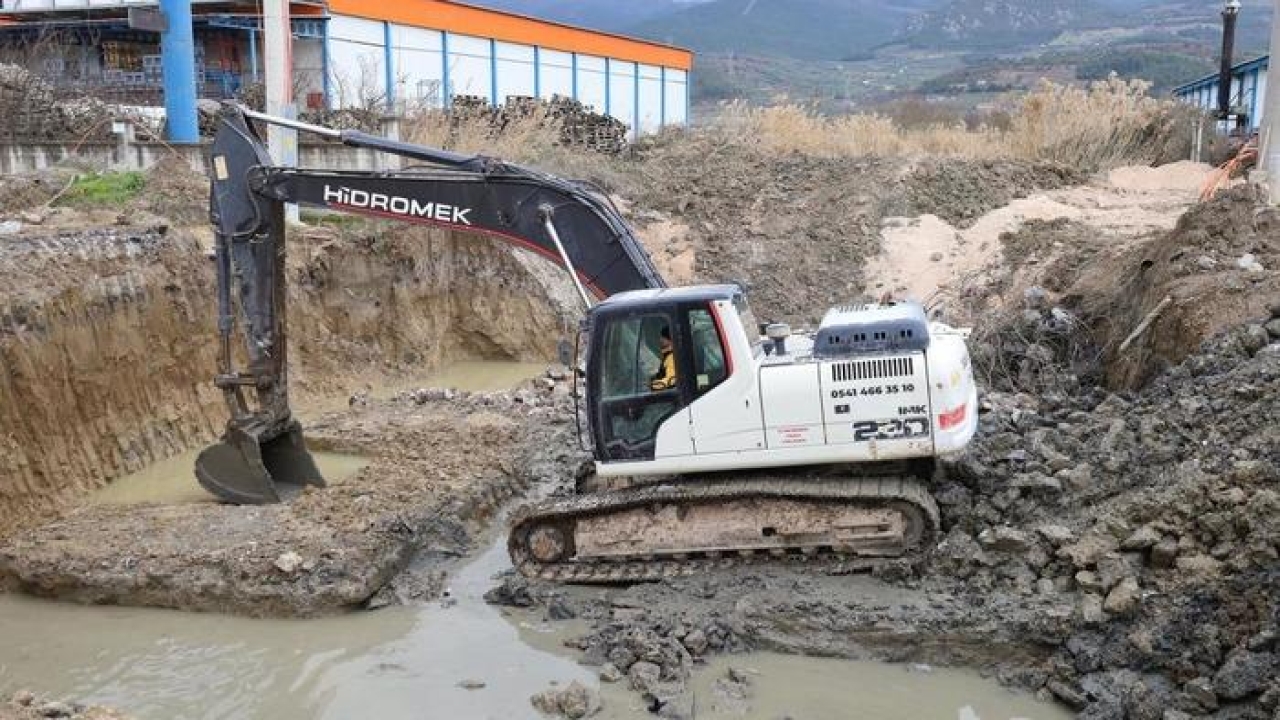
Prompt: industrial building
<box><xmin>1172</xmin><ymin>55</ymin><xmax>1268</xmax><ymax>132</ymax></box>
<box><xmin>0</xmin><ymin>0</ymin><xmax>693</xmax><ymax>137</ymax></box>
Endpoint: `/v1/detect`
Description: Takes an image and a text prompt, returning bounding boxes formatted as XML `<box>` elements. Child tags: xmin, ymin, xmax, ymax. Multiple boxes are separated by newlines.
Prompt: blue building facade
<box><xmin>1172</xmin><ymin>55</ymin><xmax>1268</xmax><ymax>132</ymax></box>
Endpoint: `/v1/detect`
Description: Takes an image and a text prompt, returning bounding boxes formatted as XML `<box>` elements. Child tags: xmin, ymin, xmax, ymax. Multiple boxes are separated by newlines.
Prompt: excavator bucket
<box><xmin>195</xmin><ymin>421</ymin><xmax>324</xmax><ymax>504</ymax></box>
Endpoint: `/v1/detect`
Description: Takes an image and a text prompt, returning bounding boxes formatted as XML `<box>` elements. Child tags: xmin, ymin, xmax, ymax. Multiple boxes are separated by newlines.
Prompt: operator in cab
<box><xmin>650</xmin><ymin>326</ymin><xmax>677</xmax><ymax>391</ymax></box>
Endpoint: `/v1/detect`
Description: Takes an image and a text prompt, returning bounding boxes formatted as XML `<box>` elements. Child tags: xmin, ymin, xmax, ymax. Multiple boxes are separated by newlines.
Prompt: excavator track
<box><xmin>509</xmin><ymin>475</ymin><xmax>939</xmax><ymax>583</ymax></box>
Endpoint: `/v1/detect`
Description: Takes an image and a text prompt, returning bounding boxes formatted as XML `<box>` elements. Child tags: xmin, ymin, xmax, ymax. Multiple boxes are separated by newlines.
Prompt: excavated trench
<box><xmin>0</xmin><ymin>219</ymin><xmax>576</xmax><ymax>537</ymax></box>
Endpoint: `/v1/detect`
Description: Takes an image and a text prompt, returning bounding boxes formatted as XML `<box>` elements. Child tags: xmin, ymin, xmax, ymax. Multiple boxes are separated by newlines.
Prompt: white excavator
<box><xmin>200</xmin><ymin>105</ymin><xmax>978</xmax><ymax>582</ymax></box>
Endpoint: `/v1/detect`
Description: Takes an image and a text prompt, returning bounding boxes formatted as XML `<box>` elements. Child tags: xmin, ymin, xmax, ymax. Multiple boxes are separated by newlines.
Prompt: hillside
<box><xmin>627</xmin><ymin>0</ymin><xmax>949</xmax><ymax>60</ymax></box>
<box><xmin>903</xmin><ymin>0</ymin><xmax>1116</xmax><ymax>49</ymax></box>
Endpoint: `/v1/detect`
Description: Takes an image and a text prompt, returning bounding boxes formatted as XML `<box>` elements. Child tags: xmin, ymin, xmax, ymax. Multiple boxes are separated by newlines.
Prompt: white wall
<box><xmin>575</xmin><ymin>54</ymin><xmax>607</xmax><ymax>115</ymax></box>
<box><xmin>391</xmin><ymin>25</ymin><xmax>444</xmax><ymax>107</ymax></box>
<box><xmin>494</xmin><ymin>40</ymin><xmax>535</xmax><ymax>104</ymax></box>
<box><xmin>324</xmin><ymin>14</ymin><xmax>689</xmax><ymax>135</ymax></box>
<box><xmin>328</xmin><ymin>15</ymin><xmax>386</xmax><ymax>108</ymax></box>
<box><xmin>538</xmin><ymin>48</ymin><xmax>573</xmax><ymax>100</ymax></box>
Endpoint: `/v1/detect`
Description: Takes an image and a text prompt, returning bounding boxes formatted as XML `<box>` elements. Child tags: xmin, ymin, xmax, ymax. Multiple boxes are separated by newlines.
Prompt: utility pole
<box><xmin>263</xmin><ymin>0</ymin><xmax>299</xmax><ymax>221</ymax></box>
<box><xmin>1263</xmin><ymin>0</ymin><xmax>1280</xmax><ymax>202</ymax></box>
<box><xmin>159</xmin><ymin>0</ymin><xmax>198</xmax><ymax>142</ymax></box>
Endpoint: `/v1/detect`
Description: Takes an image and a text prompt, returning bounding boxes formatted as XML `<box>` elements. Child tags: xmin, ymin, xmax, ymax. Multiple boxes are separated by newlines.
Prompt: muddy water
<box><xmin>91</xmin><ymin>451</ymin><xmax>368</xmax><ymax>506</ymax></box>
<box><xmin>0</xmin><ymin>528</ymin><xmax>1070</xmax><ymax>720</ymax></box>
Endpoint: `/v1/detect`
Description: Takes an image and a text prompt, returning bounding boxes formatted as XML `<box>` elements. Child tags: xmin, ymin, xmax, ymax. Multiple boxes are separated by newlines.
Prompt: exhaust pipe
<box><xmin>1218</xmin><ymin>0</ymin><xmax>1241</xmax><ymax>122</ymax></box>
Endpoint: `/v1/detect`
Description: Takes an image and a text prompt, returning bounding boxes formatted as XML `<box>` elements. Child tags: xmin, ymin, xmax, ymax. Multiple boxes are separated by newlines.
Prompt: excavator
<box><xmin>199</xmin><ymin>104</ymin><xmax>978</xmax><ymax>582</ymax></box>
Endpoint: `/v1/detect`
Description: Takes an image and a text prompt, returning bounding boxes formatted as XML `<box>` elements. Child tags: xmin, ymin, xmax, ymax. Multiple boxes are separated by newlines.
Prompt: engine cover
<box><xmin>813</xmin><ymin>302</ymin><xmax>930</xmax><ymax>357</ymax></box>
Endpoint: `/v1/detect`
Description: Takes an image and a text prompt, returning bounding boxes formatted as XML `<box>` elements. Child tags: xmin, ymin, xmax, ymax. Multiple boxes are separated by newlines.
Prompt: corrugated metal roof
<box><xmin>1172</xmin><ymin>55</ymin><xmax>1268</xmax><ymax>96</ymax></box>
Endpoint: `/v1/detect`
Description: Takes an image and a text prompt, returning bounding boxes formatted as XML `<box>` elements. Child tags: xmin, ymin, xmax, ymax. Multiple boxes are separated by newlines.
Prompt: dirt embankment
<box><xmin>620</xmin><ymin>132</ymin><xmax>1081</xmax><ymax>324</ymax></box>
<box><xmin>0</xmin><ymin>163</ymin><xmax>576</xmax><ymax>540</ymax></box>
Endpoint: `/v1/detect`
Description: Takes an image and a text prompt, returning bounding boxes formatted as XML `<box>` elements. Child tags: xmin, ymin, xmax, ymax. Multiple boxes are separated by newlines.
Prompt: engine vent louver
<box><xmin>830</xmin><ymin>357</ymin><xmax>915</xmax><ymax>383</ymax></box>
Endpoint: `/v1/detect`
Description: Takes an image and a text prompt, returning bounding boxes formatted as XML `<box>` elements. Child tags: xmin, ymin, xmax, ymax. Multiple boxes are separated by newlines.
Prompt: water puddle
<box><xmin>0</xmin><ymin>524</ymin><xmax>1070</xmax><ymax>720</ymax></box>
<box><xmin>91</xmin><ymin>451</ymin><xmax>368</xmax><ymax>506</ymax></box>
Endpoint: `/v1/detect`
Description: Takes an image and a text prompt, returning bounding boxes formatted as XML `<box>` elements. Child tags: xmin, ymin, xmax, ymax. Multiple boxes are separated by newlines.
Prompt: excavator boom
<box><xmin>198</xmin><ymin>104</ymin><xmax>664</xmax><ymax>504</ymax></box>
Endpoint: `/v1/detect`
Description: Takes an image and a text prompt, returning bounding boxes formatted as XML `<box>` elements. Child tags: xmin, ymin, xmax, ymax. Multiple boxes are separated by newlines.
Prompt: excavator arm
<box><xmin>197</xmin><ymin>104</ymin><xmax>665</xmax><ymax>504</ymax></box>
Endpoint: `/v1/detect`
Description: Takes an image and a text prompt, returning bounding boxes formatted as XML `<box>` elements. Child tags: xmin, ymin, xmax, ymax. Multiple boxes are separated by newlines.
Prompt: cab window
<box><xmin>594</xmin><ymin>312</ymin><xmax>682</xmax><ymax>462</ymax></box>
<box><xmin>688</xmin><ymin>306</ymin><xmax>729</xmax><ymax>395</ymax></box>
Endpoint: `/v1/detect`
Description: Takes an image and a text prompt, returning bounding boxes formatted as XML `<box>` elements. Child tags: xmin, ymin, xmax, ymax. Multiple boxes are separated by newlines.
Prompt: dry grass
<box><xmin>687</xmin><ymin>78</ymin><xmax>1201</xmax><ymax>171</ymax></box>
<box><xmin>396</xmin><ymin>77</ymin><xmax>1202</xmax><ymax>177</ymax></box>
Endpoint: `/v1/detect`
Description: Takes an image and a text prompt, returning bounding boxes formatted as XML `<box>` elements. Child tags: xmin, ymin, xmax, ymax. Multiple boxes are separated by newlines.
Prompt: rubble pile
<box><xmin>946</xmin><ymin>308</ymin><xmax>1280</xmax><ymax>717</ymax></box>
<box><xmin>0</xmin><ymin>64</ymin><xmax>115</xmax><ymax>142</ymax></box>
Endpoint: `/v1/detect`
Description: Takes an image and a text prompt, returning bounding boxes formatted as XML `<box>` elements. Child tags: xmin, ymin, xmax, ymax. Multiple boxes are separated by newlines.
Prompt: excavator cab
<box><xmin>584</xmin><ymin>288</ymin><xmax>736</xmax><ymax>463</ymax></box>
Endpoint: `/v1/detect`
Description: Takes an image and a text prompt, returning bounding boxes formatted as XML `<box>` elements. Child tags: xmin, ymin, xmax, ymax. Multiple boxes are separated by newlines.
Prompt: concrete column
<box><xmin>1263</xmin><ymin>0</ymin><xmax>1280</xmax><ymax>202</ymax></box>
<box><xmin>159</xmin><ymin>0</ymin><xmax>199</xmax><ymax>142</ymax></box>
<box><xmin>263</xmin><ymin>0</ymin><xmax>298</xmax><ymax>221</ymax></box>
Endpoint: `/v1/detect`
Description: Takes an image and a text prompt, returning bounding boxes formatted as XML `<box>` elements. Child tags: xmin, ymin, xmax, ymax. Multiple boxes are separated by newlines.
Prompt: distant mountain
<box><xmin>903</xmin><ymin>0</ymin><xmax>1117</xmax><ymax>49</ymax></box>
<box><xmin>627</xmin><ymin>0</ymin><xmax>952</xmax><ymax>61</ymax></box>
<box><xmin>464</xmin><ymin>1</ymin><xmax>712</xmax><ymax>35</ymax></box>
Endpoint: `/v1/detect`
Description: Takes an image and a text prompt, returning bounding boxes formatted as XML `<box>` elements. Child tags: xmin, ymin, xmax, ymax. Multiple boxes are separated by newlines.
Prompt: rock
<box><xmin>1057</xmin><ymin>532</ymin><xmax>1118</xmax><ymax>569</ymax></box>
<box><xmin>37</xmin><ymin>702</ymin><xmax>73</xmax><ymax>718</ymax></box>
<box><xmin>1121</xmin><ymin>526</ymin><xmax>1161</xmax><ymax>551</ymax></box>
<box><xmin>727</xmin><ymin>667</ymin><xmax>755</xmax><ymax>685</ymax></box>
<box><xmin>599</xmin><ymin>663</ymin><xmax>623</xmax><ymax>683</ymax></box>
<box><xmin>930</xmin><ymin>251</ymin><xmax>945</xmax><ymax>262</ymax></box>
<box><xmin>629</xmin><ymin>660</ymin><xmax>663</xmax><ymax>695</ymax></box>
<box><xmin>1268</xmin><ymin>299</ymin><xmax>1280</xmax><ymax>318</ymax></box>
<box><xmin>682</xmin><ymin>628</ymin><xmax>708</xmax><ymax>656</ymax></box>
<box><xmin>1184</xmin><ymin>677</ymin><xmax>1218</xmax><ymax>710</ymax></box>
<box><xmin>1242</xmin><ymin>325</ymin><xmax>1272</xmax><ymax>355</ymax></box>
<box><xmin>546</xmin><ymin>596</ymin><xmax>576</xmax><ymax>620</ymax></box>
<box><xmin>656</xmin><ymin>692</ymin><xmax>695</xmax><ymax>720</ymax></box>
<box><xmin>458</xmin><ymin>679</ymin><xmax>486</xmax><ymax>690</ymax></box>
<box><xmin>484</xmin><ymin>576</ymin><xmax>536</xmax><ymax>607</ymax></box>
<box><xmin>1096</xmin><ymin>553</ymin><xmax>1134</xmax><ymax>590</ymax></box>
<box><xmin>1175</xmin><ymin>554</ymin><xmax>1222</xmax><ymax>575</ymax></box>
<box><xmin>1011</xmin><ymin>473</ymin><xmax>1063</xmax><ymax>493</ymax></box>
<box><xmin>1075</xmin><ymin>570</ymin><xmax>1103</xmax><ymax>594</ymax></box>
<box><xmin>1149</xmin><ymin>537</ymin><xmax>1178</xmax><ymax>569</ymax></box>
<box><xmin>1046</xmin><ymin>679</ymin><xmax>1088</xmax><ymax>710</ymax></box>
<box><xmin>1058</xmin><ymin>464</ymin><xmax>1094</xmax><ymax>492</ymax></box>
<box><xmin>1196</xmin><ymin>255</ymin><xmax>1218</xmax><ymax>270</ymax></box>
<box><xmin>1080</xmin><ymin>593</ymin><xmax>1107</xmax><ymax>624</ymax></box>
<box><xmin>1213</xmin><ymin>650</ymin><xmax>1276</xmax><ymax>700</ymax></box>
<box><xmin>1265</xmin><ymin>318</ymin><xmax>1280</xmax><ymax>339</ymax></box>
<box><xmin>978</xmin><ymin>526</ymin><xmax>1034</xmax><ymax>553</ymax></box>
<box><xmin>11</xmin><ymin>690</ymin><xmax>35</xmax><ymax>707</ymax></box>
<box><xmin>558</xmin><ymin>681</ymin><xmax>601</xmax><ymax>719</ymax></box>
<box><xmin>531</xmin><ymin>681</ymin><xmax>601</xmax><ymax>719</ymax></box>
<box><xmin>273</xmin><ymin>551</ymin><xmax>304</xmax><ymax>574</ymax></box>
<box><xmin>1103</xmin><ymin>577</ymin><xmax>1140</xmax><ymax>616</ymax></box>
<box><xmin>1037</xmin><ymin>524</ymin><xmax>1076</xmax><ymax>546</ymax></box>
<box><xmin>0</xmin><ymin>220</ymin><xmax>22</xmax><ymax>235</ymax></box>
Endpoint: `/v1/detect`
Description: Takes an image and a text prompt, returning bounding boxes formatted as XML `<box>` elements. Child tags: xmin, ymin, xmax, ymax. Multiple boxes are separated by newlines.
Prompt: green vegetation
<box><xmin>1076</xmin><ymin>50</ymin><xmax>1215</xmax><ymax>94</ymax></box>
<box><xmin>57</xmin><ymin>171</ymin><xmax>147</xmax><ymax>207</ymax></box>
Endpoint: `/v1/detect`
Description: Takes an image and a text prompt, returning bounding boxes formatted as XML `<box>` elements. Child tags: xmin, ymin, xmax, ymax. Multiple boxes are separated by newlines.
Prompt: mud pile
<box><xmin>492</xmin><ymin>314</ymin><xmax>1278</xmax><ymax>719</ymax></box>
<box><xmin>622</xmin><ymin>134</ymin><xmax>1081</xmax><ymax>323</ymax></box>
<box><xmin>1074</xmin><ymin>185</ymin><xmax>1280</xmax><ymax>389</ymax></box>
<box><xmin>0</xmin><ymin>383</ymin><xmax>582</xmax><ymax>616</ymax></box>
